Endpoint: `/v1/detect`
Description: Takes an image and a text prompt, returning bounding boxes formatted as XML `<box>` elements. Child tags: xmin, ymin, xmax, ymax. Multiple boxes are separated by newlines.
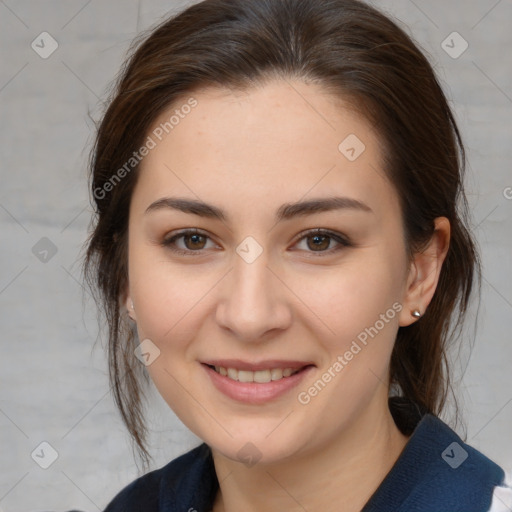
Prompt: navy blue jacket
<box><xmin>102</xmin><ymin>399</ymin><xmax>507</xmax><ymax>511</ymax></box>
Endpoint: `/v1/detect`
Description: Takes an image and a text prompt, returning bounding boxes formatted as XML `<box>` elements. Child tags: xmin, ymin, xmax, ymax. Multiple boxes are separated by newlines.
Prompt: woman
<box><xmin>82</xmin><ymin>0</ymin><xmax>511</xmax><ymax>510</ymax></box>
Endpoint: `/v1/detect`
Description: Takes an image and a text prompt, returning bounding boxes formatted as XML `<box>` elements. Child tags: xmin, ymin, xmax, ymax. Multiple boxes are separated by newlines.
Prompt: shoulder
<box><xmin>489</xmin><ymin>468</ymin><xmax>512</xmax><ymax>512</ymax></box>
<box><xmin>102</xmin><ymin>443</ymin><xmax>214</xmax><ymax>512</ymax></box>
<box><xmin>365</xmin><ymin>402</ymin><xmax>511</xmax><ymax>512</ymax></box>
<box><xmin>398</xmin><ymin>414</ymin><xmax>509</xmax><ymax>511</ymax></box>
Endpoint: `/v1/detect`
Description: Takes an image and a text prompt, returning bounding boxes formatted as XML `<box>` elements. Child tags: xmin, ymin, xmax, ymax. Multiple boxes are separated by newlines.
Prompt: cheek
<box><xmin>292</xmin><ymin>253</ymin><xmax>404</xmax><ymax>346</ymax></box>
<box><xmin>296</xmin><ymin>259</ymin><xmax>404</xmax><ymax>412</ymax></box>
<box><xmin>128</xmin><ymin>243</ymin><xmax>197</xmax><ymax>340</ymax></box>
<box><xmin>132</xmin><ymin>270</ymin><xmax>207</xmax><ymax>343</ymax></box>
<box><xmin>129</xmin><ymin>257</ymin><xmax>208</xmax><ymax>419</ymax></box>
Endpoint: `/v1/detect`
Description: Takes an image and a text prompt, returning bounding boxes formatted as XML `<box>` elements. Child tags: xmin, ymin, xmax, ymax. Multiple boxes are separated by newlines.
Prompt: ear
<box><xmin>398</xmin><ymin>217</ymin><xmax>451</xmax><ymax>327</ymax></box>
<box><xmin>122</xmin><ymin>288</ymin><xmax>137</xmax><ymax>322</ymax></box>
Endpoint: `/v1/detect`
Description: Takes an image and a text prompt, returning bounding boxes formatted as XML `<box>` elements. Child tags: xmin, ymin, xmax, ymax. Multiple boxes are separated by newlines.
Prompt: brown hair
<box><xmin>82</xmin><ymin>0</ymin><xmax>480</xmax><ymax>472</ymax></box>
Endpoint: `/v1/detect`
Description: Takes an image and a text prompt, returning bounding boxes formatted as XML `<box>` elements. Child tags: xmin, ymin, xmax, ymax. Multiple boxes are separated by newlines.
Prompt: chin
<box><xmin>204</xmin><ymin>423</ymin><xmax>311</xmax><ymax>467</ymax></box>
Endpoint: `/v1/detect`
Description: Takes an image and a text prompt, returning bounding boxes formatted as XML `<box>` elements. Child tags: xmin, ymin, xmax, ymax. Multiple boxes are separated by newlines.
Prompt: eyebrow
<box><xmin>144</xmin><ymin>196</ymin><xmax>373</xmax><ymax>221</ymax></box>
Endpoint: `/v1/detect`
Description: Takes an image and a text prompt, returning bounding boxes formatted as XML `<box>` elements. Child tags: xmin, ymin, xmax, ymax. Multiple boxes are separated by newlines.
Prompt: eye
<box><xmin>161</xmin><ymin>229</ymin><xmax>218</xmax><ymax>255</ymax></box>
<box><xmin>161</xmin><ymin>228</ymin><xmax>352</xmax><ymax>257</ymax></box>
<box><xmin>293</xmin><ymin>229</ymin><xmax>352</xmax><ymax>255</ymax></box>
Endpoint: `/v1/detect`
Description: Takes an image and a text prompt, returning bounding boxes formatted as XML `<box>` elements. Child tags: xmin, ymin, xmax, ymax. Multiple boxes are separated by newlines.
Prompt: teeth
<box><xmin>212</xmin><ymin>366</ymin><xmax>302</xmax><ymax>382</ymax></box>
<box><xmin>238</xmin><ymin>370</ymin><xmax>253</xmax><ymax>383</ymax></box>
<box><xmin>271</xmin><ymin>368</ymin><xmax>283</xmax><ymax>380</ymax></box>
<box><xmin>254</xmin><ymin>370</ymin><xmax>272</xmax><ymax>383</ymax></box>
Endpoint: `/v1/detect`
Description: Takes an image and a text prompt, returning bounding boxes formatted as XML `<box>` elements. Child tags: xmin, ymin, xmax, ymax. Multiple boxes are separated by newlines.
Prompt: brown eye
<box><xmin>183</xmin><ymin>233</ymin><xmax>207</xmax><ymax>250</ymax></box>
<box><xmin>161</xmin><ymin>229</ymin><xmax>216</xmax><ymax>255</ymax></box>
<box><xmin>294</xmin><ymin>229</ymin><xmax>352</xmax><ymax>255</ymax></box>
<box><xmin>306</xmin><ymin>234</ymin><xmax>331</xmax><ymax>251</ymax></box>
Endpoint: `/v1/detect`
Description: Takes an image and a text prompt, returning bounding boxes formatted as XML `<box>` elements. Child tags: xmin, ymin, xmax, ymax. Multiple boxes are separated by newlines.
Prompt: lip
<box><xmin>201</xmin><ymin>359</ymin><xmax>313</xmax><ymax>371</ymax></box>
<box><xmin>201</xmin><ymin>361</ymin><xmax>315</xmax><ymax>405</ymax></box>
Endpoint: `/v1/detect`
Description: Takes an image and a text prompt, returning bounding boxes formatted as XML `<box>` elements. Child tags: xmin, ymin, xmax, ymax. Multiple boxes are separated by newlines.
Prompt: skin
<box><xmin>124</xmin><ymin>79</ymin><xmax>450</xmax><ymax>512</ymax></box>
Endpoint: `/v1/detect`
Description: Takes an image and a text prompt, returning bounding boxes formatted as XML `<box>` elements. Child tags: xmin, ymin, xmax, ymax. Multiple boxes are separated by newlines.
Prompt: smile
<box><xmin>208</xmin><ymin>365</ymin><xmax>302</xmax><ymax>383</ymax></box>
<box><xmin>201</xmin><ymin>360</ymin><xmax>315</xmax><ymax>404</ymax></box>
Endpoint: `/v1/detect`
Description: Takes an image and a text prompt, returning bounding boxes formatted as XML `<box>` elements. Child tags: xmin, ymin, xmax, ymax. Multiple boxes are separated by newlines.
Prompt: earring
<box><xmin>411</xmin><ymin>309</ymin><xmax>421</xmax><ymax>318</ymax></box>
<box><xmin>127</xmin><ymin>300</ymin><xmax>136</xmax><ymax>321</ymax></box>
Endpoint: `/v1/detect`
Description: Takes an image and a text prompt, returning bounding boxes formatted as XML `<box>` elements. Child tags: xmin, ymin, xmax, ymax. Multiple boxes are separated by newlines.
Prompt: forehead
<box><xmin>133</xmin><ymin>79</ymin><xmax>397</xmax><ymax>220</ymax></box>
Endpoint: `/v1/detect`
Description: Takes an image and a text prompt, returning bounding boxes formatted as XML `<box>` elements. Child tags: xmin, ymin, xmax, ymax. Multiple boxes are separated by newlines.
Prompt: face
<box><xmin>124</xmin><ymin>79</ymin><xmax>417</xmax><ymax>465</ymax></box>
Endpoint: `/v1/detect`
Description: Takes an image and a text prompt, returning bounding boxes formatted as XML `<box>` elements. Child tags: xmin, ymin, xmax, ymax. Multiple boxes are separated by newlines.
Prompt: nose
<box><xmin>215</xmin><ymin>249</ymin><xmax>292</xmax><ymax>343</ymax></box>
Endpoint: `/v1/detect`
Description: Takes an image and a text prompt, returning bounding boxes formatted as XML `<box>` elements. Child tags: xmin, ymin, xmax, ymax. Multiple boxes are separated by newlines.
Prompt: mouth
<box><xmin>205</xmin><ymin>364</ymin><xmax>305</xmax><ymax>383</ymax></box>
<box><xmin>201</xmin><ymin>360</ymin><xmax>315</xmax><ymax>404</ymax></box>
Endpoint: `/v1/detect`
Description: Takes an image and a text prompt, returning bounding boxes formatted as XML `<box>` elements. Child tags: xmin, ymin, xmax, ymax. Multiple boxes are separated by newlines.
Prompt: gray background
<box><xmin>1</xmin><ymin>0</ymin><xmax>511</xmax><ymax>510</ymax></box>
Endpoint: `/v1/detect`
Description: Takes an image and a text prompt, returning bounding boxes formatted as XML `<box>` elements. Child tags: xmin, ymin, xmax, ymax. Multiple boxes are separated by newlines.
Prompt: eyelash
<box><xmin>161</xmin><ymin>228</ymin><xmax>352</xmax><ymax>257</ymax></box>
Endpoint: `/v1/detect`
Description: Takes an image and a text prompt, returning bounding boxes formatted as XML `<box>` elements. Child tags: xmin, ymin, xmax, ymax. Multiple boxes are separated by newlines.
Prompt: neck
<box><xmin>211</xmin><ymin>397</ymin><xmax>410</xmax><ymax>512</ymax></box>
